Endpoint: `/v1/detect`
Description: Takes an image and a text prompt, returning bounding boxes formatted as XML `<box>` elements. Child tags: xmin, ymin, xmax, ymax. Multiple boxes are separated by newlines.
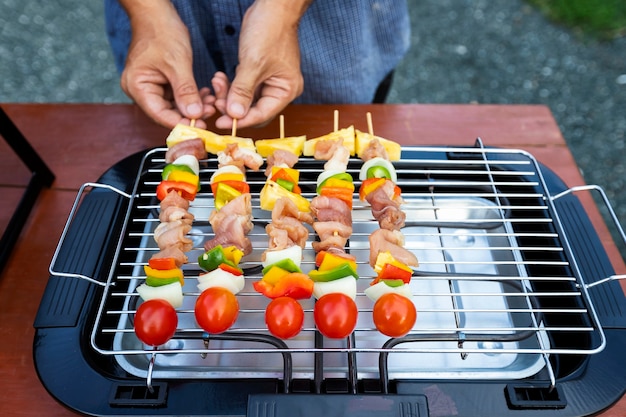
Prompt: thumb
<box><xmin>226</xmin><ymin>68</ymin><xmax>259</xmax><ymax>120</ymax></box>
<box><xmin>170</xmin><ymin>69</ymin><xmax>204</xmax><ymax>120</ymax></box>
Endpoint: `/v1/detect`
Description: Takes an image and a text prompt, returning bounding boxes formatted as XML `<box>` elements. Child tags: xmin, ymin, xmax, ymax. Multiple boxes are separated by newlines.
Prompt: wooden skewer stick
<box><xmin>231</xmin><ymin>118</ymin><xmax>238</xmax><ymax>137</ymax></box>
<box><xmin>190</xmin><ymin>118</ymin><xmax>196</xmax><ymax>128</ymax></box>
<box><xmin>280</xmin><ymin>115</ymin><xmax>285</xmax><ymax>139</ymax></box>
<box><xmin>333</xmin><ymin>109</ymin><xmax>339</xmax><ymax>132</ymax></box>
<box><xmin>366</xmin><ymin>112</ymin><xmax>374</xmax><ymax>136</ymax></box>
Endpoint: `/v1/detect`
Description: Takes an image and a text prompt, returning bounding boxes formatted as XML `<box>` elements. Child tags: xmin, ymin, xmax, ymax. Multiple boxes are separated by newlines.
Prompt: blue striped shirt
<box><xmin>105</xmin><ymin>0</ymin><xmax>410</xmax><ymax>103</ymax></box>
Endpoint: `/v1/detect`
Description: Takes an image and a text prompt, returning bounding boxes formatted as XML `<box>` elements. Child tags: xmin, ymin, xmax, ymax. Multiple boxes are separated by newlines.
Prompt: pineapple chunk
<box><xmin>303</xmin><ymin>125</ymin><xmax>356</xmax><ymax>156</ymax></box>
<box><xmin>255</xmin><ymin>135</ymin><xmax>306</xmax><ymax>157</ymax></box>
<box><xmin>165</xmin><ymin>124</ymin><xmax>255</xmax><ymax>155</ymax></box>
<box><xmin>260</xmin><ymin>180</ymin><xmax>310</xmax><ymax>212</ymax></box>
<box><xmin>355</xmin><ymin>129</ymin><xmax>402</xmax><ymax>161</ymax></box>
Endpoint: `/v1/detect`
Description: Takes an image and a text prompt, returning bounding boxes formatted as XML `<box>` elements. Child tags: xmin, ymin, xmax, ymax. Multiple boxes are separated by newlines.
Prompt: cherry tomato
<box><xmin>134</xmin><ymin>299</ymin><xmax>178</xmax><ymax>346</ymax></box>
<box><xmin>265</xmin><ymin>297</ymin><xmax>304</xmax><ymax>339</ymax></box>
<box><xmin>372</xmin><ymin>293</ymin><xmax>416</xmax><ymax>338</ymax></box>
<box><xmin>313</xmin><ymin>293</ymin><xmax>358</xmax><ymax>339</ymax></box>
<box><xmin>194</xmin><ymin>287</ymin><xmax>239</xmax><ymax>334</ymax></box>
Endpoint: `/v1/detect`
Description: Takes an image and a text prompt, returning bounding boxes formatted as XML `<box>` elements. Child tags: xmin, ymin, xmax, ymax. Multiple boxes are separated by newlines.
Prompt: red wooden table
<box><xmin>0</xmin><ymin>103</ymin><xmax>624</xmax><ymax>416</ymax></box>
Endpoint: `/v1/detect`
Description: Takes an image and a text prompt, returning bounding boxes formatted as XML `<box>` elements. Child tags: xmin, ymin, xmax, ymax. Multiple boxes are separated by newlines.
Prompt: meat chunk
<box><xmin>368</xmin><ymin>229</ymin><xmax>418</xmax><ymax>268</ymax></box>
<box><xmin>311</xmin><ymin>221</ymin><xmax>352</xmax><ymax>252</ymax></box>
<box><xmin>218</xmin><ymin>143</ymin><xmax>263</xmax><ymax>171</ymax></box>
<box><xmin>165</xmin><ymin>138</ymin><xmax>207</xmax><ymax>163</ymax></box>
<box><xmin>360</xmin><ymin>138</ymin><xmax>388</xmax><ymax>161</ymax></box>
<box><xmin>153</xmin><ymin>220</ymin><xmax>193</xmax><ymax>252</ymax></box>
<box><xmin>265</xmin><ymin>149</ymin><xmax>299</xmax><ymax>176</ymax></box>
<box><xmin>159</xmin><ymin>205</ymin><xmax>194</xmax><ymax>224</ymax></box>
<box><xmin>365</xmin><ymin>180</ymin><xmax>405</xmax><ymax>230</ymax></box>
<box><xmin>264</xmin><ymin>197</ymin><xmax>311</xmax><ymax>250</ymax></box>
<box><xmin>272</xmin><ymin>196</ymin><xmax>313</xmax><ymax>225</ymax></box>
<box><xmin>205</xmin><ymin>193</ymin><xmax>254</xmax><ymax>255</ymax></box>
<box><xmin>160</xmin><ymin>190</ymin><xmax>190</xmax><ymax>212</ymax></box>
<box><xmin>150</xmin><ymin>245</ymin><xmax>189</xmax><ymax>267</ymax></box>
<box><xmin>310</xmin><ymin>195</ymin><xmax>352</xmax><ymax>226</ymax></box>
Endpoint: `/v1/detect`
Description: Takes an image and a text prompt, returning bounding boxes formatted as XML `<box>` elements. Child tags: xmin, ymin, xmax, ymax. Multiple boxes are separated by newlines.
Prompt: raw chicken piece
<box><xmin>368</xmin><ymin>229</ymin><xmax>418</xmax><ymax>268</ymax></box>
<box><xmin>165</xmin><ymin>138</ymin><xmax>207</xmax><ymax>163</ymax></box>
<box><xmin>365</xmin><ymin>180</ymin><xmax>405</xmax><ymax>230</ymax></box>
<box><xmin>218</xmin><ymin>143</ymin><xmax>263</xmax><ymax>171</ymax></box>
<box><xmin>154</xmin><ymin>220</ymin><xmax>193</xmax><ymax>252</ymax></box>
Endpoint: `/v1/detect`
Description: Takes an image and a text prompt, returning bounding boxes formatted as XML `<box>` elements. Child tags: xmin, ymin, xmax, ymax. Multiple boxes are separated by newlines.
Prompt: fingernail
<box><xmin>229</xmin><ymin>102</ymin><xmax>245</xmax><ymax>118</ymax></box>
<box><xmin>186</xmin><ymin>103</ymin><xmax>201</xmax><ymax>116</ymax></box>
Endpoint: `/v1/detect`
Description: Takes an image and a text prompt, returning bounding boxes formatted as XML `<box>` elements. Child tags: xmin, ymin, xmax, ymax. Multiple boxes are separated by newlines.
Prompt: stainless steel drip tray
<box><xmin>112</xmin><ymin>194</ymin><xmax>547</xmax><ymax>381</ymax></box>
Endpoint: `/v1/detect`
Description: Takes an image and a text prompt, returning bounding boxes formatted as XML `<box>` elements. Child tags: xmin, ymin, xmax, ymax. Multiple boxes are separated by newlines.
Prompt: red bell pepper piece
<box><xmin>271</xmin><ymin>168</ymin><xmax>302</xmax><ymax>194</ymax></box>
<box><xmin>218</xmin><ymin>262</ymin><xmax>243</xmax><ymax>276</ymax></box>
<box><xmin>319</xmin><ymin>186</ymin><xmax>353</xmax><ymax>209</ymax></box>
<box><xmin>375</xmin><ymin>262</ymin><xmax>412</xmax><ymax>284</ymax></box>
<box><xmin>253</xmin><ymin>272</ymin><xmax>314</xmax><ymax>299</ymax></box>
<box><xmin>148</xmin><ymin>257</ymin><xmax>178</xmax><ymax>270</ymax></box>
<box><xmin>156</xmin><ymin>180</ymin><xmax>198</xmax><ymax>201</ymax></box>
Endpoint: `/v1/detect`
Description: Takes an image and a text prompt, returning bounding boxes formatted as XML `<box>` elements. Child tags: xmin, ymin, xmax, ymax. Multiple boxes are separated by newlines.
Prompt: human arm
<box><xmin>213</xmin><ymin>0</ymin><xmax>313</xmax><ymax>129</ymax></box>
<box><xmin>118</xmin><ymin>0</ymin><xmax>216</xmax><ymax>128</ymax></box>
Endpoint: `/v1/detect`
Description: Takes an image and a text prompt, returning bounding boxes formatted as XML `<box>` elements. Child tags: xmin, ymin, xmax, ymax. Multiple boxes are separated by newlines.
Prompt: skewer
<box><xmin>280</xmin><ymin>115</ymin><xmax>285</xmax><ymax>139</ymax></box>
<box><xmin>231</xmin><ymin>118</ymin><xmax>238</xmax><ymax>137</ymax></box>
<box><xmin>366</xmin><ymin>112</ymin><xmax>374</xmax><ymax>136</ymax></box>
<box><xmin>333</xmin><ymin>109</ymin><xmax>339</xmax><ymax>132</ymax></box>
<box><xmin>190</xmin><ymin>118</ymin><xmax>196</xmax><ymax>128</ymax></box>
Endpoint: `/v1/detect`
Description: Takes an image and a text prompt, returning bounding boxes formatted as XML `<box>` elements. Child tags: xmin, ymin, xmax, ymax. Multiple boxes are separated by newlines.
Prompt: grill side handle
<box><xmin>551</xmin><ymin>185</ymin><xmax>626</xmax><ymax>289</ymax></box>
<box><xmin>48</xmin><ymin>182</ymin><xmax>132</xmax><ymax>287</ymax></box>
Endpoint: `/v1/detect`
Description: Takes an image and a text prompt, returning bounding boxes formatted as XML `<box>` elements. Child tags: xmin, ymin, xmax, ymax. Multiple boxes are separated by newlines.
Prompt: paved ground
<box><xmin>1</xmin><ymin>0</ymin><xmax>625</xmax><ymax>233</ymax></box>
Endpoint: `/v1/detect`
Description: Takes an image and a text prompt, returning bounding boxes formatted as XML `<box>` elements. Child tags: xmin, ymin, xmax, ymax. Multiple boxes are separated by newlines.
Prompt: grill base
<box><xmin>34</xmin><ymin>147</ymin><xmax>626</xmax><ymax>416</ymax></box>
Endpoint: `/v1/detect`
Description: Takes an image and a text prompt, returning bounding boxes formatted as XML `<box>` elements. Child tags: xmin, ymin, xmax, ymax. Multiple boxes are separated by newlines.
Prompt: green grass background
<box><xmin>528</xmin><ymin>0</ymin><xmax>626</xmax><ymax>39</ymax></box>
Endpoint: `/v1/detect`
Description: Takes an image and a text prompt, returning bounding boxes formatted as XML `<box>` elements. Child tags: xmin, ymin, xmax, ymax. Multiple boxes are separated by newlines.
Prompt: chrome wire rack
<box><xmin>50</xmin><ymin>139</ymin><xmax>626</xmax><ymax>391</ymax></box>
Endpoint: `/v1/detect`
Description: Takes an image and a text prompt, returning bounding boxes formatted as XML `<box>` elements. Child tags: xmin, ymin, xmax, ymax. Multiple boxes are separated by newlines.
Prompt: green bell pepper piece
<box><xmin>276</xmin><ymin>177</ymin><xmax>295</xmax><ymax>192</ymax></box>
<box><xmin>316</xmin><ymin>172</ymin><xmax>353</xmax><ymax>194</ymax></box>
<box><xmin>162</xmin><ymin>163</ymin><xmax>196</xmax><ymax>181</ymax></box>
<box><xmin>145</xmin><ymin>276</ymin><xmax>181</xmax><ymax>287</ymax></box>
<box><xmin>198</xmin><ymin>245</ymin><xmax>236</xmax><ymax>272</ymax></box>
<box><xmin>366</xmin><ymin>165</ymin><xmax>391</xmax><ymax>179</ymax></box>
<box><xmin>262</xmin><ymin>258</ymin><xmax>302</xmax><ymax>275</ymax></box>
<box><xmin>382</xmin><ymin>278</ymin><xmax>405</xmax><ymax>288</ymax></box>
<box><xmin>309</xmin><ymin>263</ymin><xmax>359</xmax><ymax>282</ymax></box>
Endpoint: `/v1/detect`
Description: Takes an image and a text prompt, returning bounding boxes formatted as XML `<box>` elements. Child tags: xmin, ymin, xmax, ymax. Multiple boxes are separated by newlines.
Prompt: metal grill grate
<box><xmin>54</xmin><ymin>141</ymin><xmax>615</xmax><ymax>390</ymax></box>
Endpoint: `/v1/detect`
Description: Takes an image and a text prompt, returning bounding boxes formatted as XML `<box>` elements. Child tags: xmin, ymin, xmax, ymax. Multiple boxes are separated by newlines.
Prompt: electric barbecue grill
<box><xmin>35</xmin><ymin>139</ymin><xmax>626</xmax><ymax>416</ymax></box>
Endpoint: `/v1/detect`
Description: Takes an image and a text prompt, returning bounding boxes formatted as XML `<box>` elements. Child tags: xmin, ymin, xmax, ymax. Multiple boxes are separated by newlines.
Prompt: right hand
<box><xmin>120</xmin><ymin>1</ymin><xmax>215</xmax><ymax>128</ymax></box>
<box><xmin>212</xmin><ymin>0</ymin><xmax>311</xmax><ymax>130</ymax></box>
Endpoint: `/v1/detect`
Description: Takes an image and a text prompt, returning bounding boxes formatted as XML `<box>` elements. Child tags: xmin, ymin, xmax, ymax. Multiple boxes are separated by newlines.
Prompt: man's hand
<box><xmin>214</xmin><ymin>0</ymin><xmax>312</xmax><ymax>129</ymax></box>
<box><xmin>119</xmin><ymin>0</ymin><xmax>215</xmax><ymax>128</ymax></box>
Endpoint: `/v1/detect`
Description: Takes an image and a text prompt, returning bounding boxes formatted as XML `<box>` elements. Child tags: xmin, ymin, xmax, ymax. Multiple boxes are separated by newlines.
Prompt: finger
<box><xmin>215</xmin><ymin>94</ymin><xmax>283</xmax><ymax>129</ymax></box>
<box><xmin>211</xmin><ymin>72</ymin><xmax>230</xmax><ymax>115</ymax></box>
<box><xmin>124</xmin><ymin>74</ymin><xmax>189</xmax><ymax>128</ymax></box>
<box><xmin>198</xmin><ymin>87</ymin><xmax>217</xmax><ymax>118</ymax></box>
<box><xmin>211</xmin><ymin>72</ymin><xmax>230</xmax><ymax>100</ymax></box>
<box><xmin>225</xmin><ymin>67</ymin><xmax>261</xmax><ymax>120</ymax></box>
<box><xmin>170</xmin><ymin>74</ymin><xmax>203</xmax><ymax>119</ymax></box>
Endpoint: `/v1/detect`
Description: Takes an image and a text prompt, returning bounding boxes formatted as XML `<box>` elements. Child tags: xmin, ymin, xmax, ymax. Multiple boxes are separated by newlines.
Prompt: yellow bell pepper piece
<box><xmin>319</xmin><ymin>252</ymin><xmax>357</xmax><ymax>273</ymax></box>
<box><xmin>262</xmin><ymin>265</ymin><xmax>290</xmax><ymax>285</ymax></box>
<box><xmin>168</xmin><ymin>170</ymin><xmax>200</xmax><ymax>189</ymax></box>
<box><xmin>321</xmin><ymin>177</ymin><xmax>355</xmax><ymax>192</ymax></box>
<box><xmin>212</xmin><ymin>172</ymin><xmax>246</xmax><ymax>184</ymax></box>
<box><xmin>271</xmin><ymin>166</ymin><xmax>300</xmax><ymax>184</ymax></box>
<box><xmin>373</xmin><ymin>251</ymin><xmax>413</xmax><ymax>274</ymax></box>
<box><xmin>143</xmin><ymin>265</ymin><xmax>184</xmax><ymax>285</ymax></box>
<box><xmin>215</xmin><ymin>182</ymin><xmax>242</xmax><ymax>210</ymax></box>
<box><xmin>223</xmin><ymin>245</ymin><xmax>244</xmax><ymax>265</ymax></box>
